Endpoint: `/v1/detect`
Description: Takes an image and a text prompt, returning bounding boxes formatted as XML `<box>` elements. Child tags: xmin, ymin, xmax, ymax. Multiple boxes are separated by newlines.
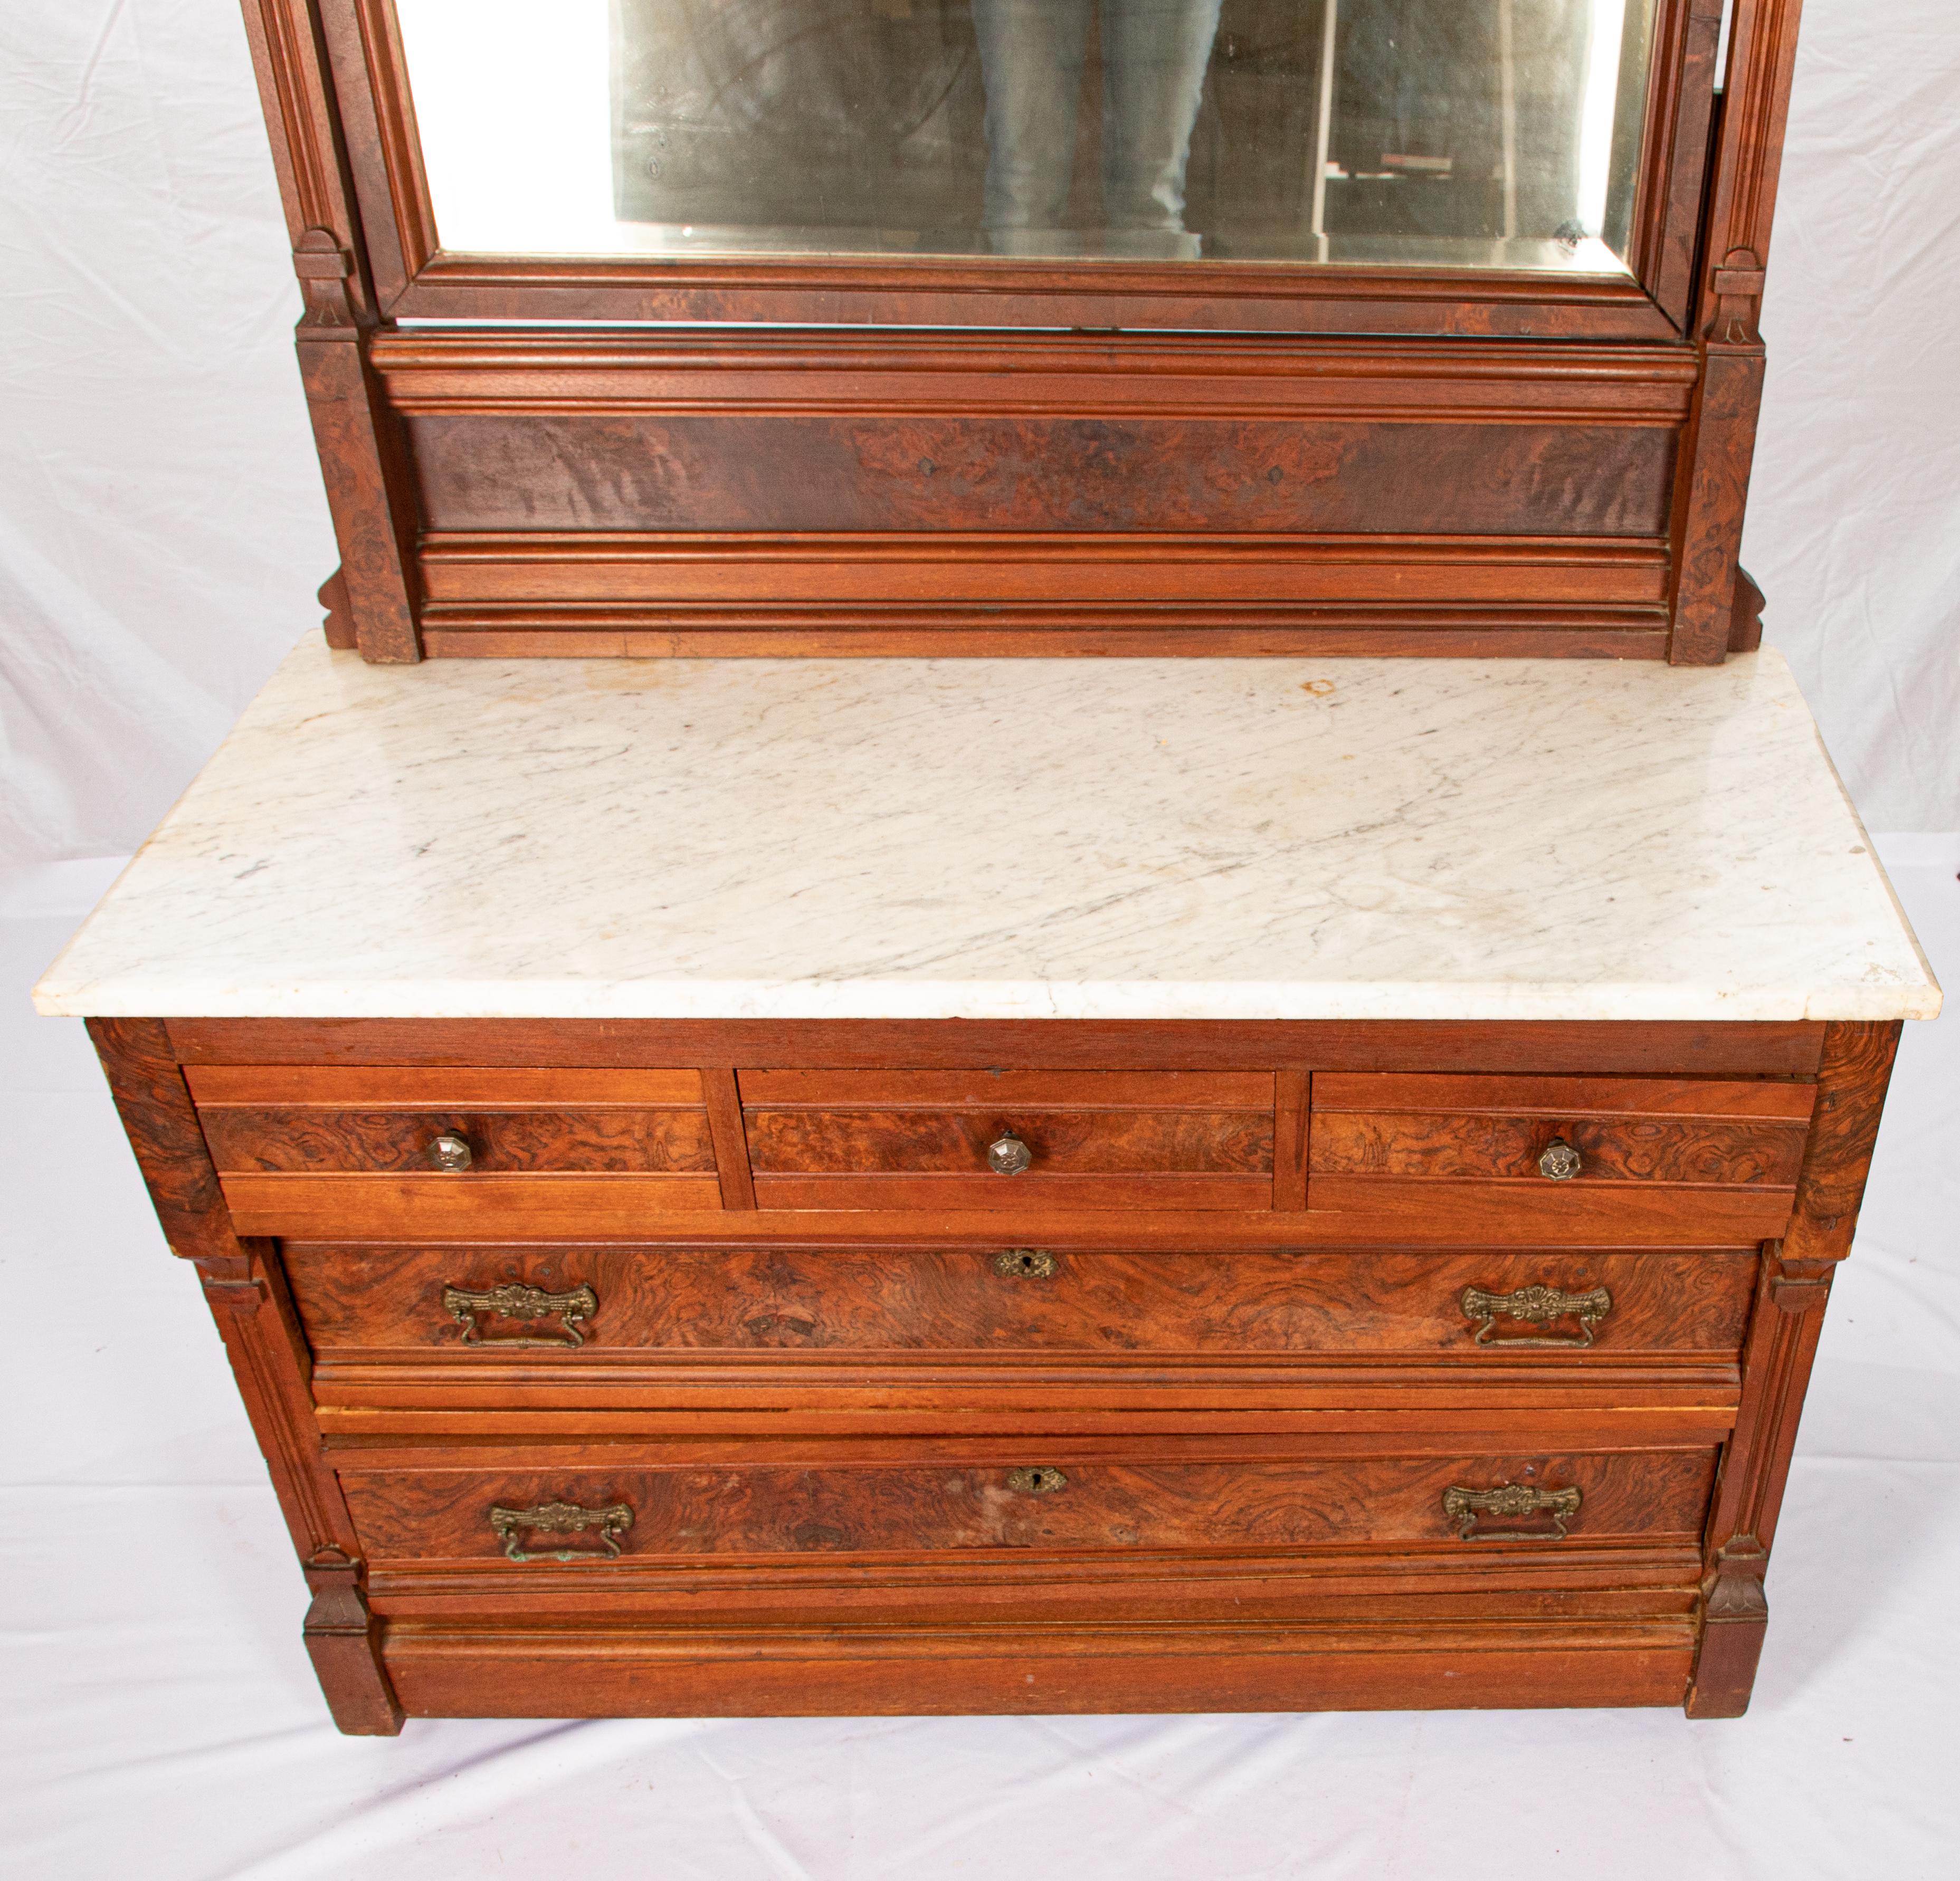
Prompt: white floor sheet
<box><xmin>4</xmin><ymin>843</ymin><xmax>1956</xmax><ymax>1881</ymax></box>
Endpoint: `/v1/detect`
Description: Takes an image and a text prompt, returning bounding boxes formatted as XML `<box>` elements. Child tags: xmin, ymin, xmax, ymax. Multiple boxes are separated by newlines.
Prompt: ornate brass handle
<box><xmin>1442</xmin><ymin>1482</ymin><xmax>1582</xmax><ymax>1542</ymax></box>
<box><xmin>1007</xmin><ymin>1466</ymin><xmax>1068</xmax><ymax>1494</ymax></box>
<box><xmin>1537</xmin><ymin>1138</ymin><xmax>1583</xmax><ymax>1181</ymax></box>
<box><xmin>426</xmin><ymin>1131</ymin><xmax>473</xmax><ymax>1172</ymax></box>
<box><xmin>995</xmin><ymin>1248</ymin><xmax>1057</xmax><ymax>1278</ymax></box>
<box><xmin>443</xmin><ymin>1281</ymin><xmax>598</xmax><ymax>1348</ymax></box>
<box><xmin>987</xmin><ymin>1131</ymin><xmax>1034</xmax><ymax>1175</ymax></box>
<box><xmin>488</xmin><ymin>1499</ymin><xmax>633</xmax><ymax>1563</ymax></box>
<box><xmin>1460</xmin><ymin>1283</ymin><xmax>1612</xmax><ymax>1348</ymax></box>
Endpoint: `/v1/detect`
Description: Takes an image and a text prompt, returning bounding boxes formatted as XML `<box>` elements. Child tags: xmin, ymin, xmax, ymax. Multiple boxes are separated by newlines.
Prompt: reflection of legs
<box><xmin>1100</xmin><ymin>0</ymin><xmax>1222</xmax><ymax>230</ymax></box>
<box><xmin>972</xmin><ymin>0</ymin><xmax>1093</xmax><ymax>230</ymax></box>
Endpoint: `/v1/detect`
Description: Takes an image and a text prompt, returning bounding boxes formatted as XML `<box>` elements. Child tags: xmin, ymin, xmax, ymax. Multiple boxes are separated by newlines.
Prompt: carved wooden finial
<box><xmin>318</xmin><ymin>567</ymin><xmax>357</xmax><ymax>650</ymax></box>
<box><xmin>1729</xmin><ymin>567</ymin><xmax>1766</xmax><ymax>653</ymax></box>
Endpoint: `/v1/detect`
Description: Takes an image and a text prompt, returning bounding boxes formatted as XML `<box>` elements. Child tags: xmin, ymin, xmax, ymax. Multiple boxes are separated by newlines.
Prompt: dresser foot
<box><xmin>1685</xmin><ymin>1550</ymin><xmax>1769</xmax><ymax>1718</ymax></box>
<box><xmin>303</xmin><ymin>1570</ymin><xmax>404</xmax><ymax>1736</ymax></box>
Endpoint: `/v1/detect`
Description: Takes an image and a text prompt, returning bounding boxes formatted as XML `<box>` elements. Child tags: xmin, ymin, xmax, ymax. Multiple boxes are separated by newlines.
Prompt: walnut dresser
<box><xmin>37</xmin><ymin>641</ymin><xmax>1938</xmax><ymax>1732</ymax></box>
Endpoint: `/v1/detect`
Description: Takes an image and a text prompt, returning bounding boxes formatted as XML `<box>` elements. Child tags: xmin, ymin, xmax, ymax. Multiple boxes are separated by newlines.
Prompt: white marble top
<box><xmin>35</xmin><ymin>637</ymin><xmax>1940</xmax><ymax>1024</ymax></box>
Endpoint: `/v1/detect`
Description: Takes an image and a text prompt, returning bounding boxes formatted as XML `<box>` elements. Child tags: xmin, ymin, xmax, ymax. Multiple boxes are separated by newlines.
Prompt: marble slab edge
<box><xmin>30</xmin><ymin>975</ymin><xmax>1943</xmax><ymax>1024</ymax></box>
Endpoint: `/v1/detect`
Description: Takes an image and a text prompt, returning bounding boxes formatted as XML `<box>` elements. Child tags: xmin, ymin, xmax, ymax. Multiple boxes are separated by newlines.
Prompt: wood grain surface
<box><xmin>340</xmin><ymin>1448</ymin><xmax>1719</xmax><ymax>1567</ymax></box>
<box><xmin>380</xmin><ymin>1622</ymin><xmax>1698</xmax><ymax>1718</ymax></box>
<box><xmin>199</xmin><ymin>1106</ymin><xmax>717</xmax><ymax>1175</ymax></box>
<box><xmin>287</xmin><ymin>1244</ymin><xmax>1759</xmax><ymax>1364</ymax></box>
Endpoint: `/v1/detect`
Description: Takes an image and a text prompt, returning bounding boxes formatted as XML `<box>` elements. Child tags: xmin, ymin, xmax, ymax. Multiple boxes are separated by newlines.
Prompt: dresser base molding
<box><xmin>84</xmin><ymin>1016</ymin><xmax>1905</xmax><ymax>1728</ymax></box>
<box><xmin>379</xmin><ymin>1621</ymin><xmax>1700</xmax><ymax>1719</ymax></box>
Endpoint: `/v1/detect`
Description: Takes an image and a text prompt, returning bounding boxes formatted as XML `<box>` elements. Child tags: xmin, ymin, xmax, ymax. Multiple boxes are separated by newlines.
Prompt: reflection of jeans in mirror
<box><xmin>972</xmin><ymin>0</ymin><xmax>1223</xmax><ymax>246</ymax></box>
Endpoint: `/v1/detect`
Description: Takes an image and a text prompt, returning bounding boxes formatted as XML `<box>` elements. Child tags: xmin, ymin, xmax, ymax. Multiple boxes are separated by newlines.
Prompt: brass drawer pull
<box><xmin>987</xmin><ymin>1131</ymin><xmax>1034</xmax><ymax>1175</ymax></box>
<box><xmin>444</xmin><ymin>1282</ymin><xmax>598</xmax><ymax>1348</ymax></box>
<box><xmin>995</xmin><ymin>1248</ymin><xmax>1057</xmax><ymax>1278</ymax></box>
<box><xmin>1461</xmin><ymin>1283</ymin><xmax>1612</xmax><ymax>1348</ymax></box>
<box><xmin>1007</xmin><ymin>1466</ymin><xmax>1068</xmax><ymax>1495</ymax></box>
<box><xmin>1443</xmin><ymin>1482</ymin><xmax>1582</xmax><ymax>1542</ymax></box>
<box><xmin>489</xmin><ymin>1499</ymin><xmax>633</xmax><ymax>1563</ymax></box>
<box><xmin>1537</xmin><ymin>1137</ymin><xmax>1583</xmax><ymax>1181</ymax></box>
<box><xmin>426</xmin><ymin>1131</ymin><xmax>474</xmax><ymax>1172</ymax></box>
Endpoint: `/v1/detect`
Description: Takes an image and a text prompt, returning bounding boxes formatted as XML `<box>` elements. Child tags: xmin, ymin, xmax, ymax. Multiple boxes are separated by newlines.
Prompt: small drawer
<box><xmin>288</xmin><ymin>1244</ymin><xmax>1760</xmax><ymax>1366</ymax></box>
<box><xmin>188</xmin><ymin>1066</ymin><xmax>726</xmax><ymax>1234</ymax></box>
<box><xmin>740</xmin><ymin>1070</ymin><xmax>1274</xmax><ymax>1211</ymax></box>
<box><xmin>1309</xmin><ymin>1074</ymin><xmax>1815</xmax><ymax>1240</ymax></box>
<box><xmin>339</xmin><ymin>1444</ymin><xmax>1720</xmax><ymax>1571</ymax></box>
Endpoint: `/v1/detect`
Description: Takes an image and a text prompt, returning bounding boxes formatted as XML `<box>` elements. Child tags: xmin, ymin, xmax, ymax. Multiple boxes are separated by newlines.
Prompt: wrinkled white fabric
<box><xmin>2</xmin><ymin>2</ymin><xmax>1958</xmax><ymax>869</ymax></box>
<box><xmin>2</xmin><ymin>843</ymin><xmax>1956</xmax><ymax>1879</ymax></box>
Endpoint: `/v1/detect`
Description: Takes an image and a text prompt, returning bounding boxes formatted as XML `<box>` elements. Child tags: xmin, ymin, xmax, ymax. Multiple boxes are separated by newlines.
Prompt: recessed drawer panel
<box><xmin>288</xmin><ymin>1244</ymin><xmax>1760</xmax><ymax>1365</ymax></box>
<box><xmin>741</xmin><ymin>1070</ymin><xmax>1274</xmax><ymax>1211</ymax></box>
<box><xmin>340</xmin><ymin>1445</ymin><xmax>1720</xmax><ymax>1571</ymax></box>
<box><xmin>188</xmin><ymin>1066</ymin><xmax>725</xmax><ymax>1231</ymax></box>
<box><xmin>1309</xmin><ymin>1074</ymin><xmax>1814</xmax><ymax>1239</ymax></box>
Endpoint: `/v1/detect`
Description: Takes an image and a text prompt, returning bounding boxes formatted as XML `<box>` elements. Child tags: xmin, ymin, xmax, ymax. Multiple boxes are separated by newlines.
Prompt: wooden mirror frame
<box><xmin>243</xmin><ymin>0</ymin><xmax>1798</xmax><ymax>664</ymax></box>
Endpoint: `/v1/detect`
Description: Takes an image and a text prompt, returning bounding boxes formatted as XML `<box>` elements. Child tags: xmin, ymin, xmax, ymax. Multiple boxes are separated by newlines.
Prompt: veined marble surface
<box><xmin>35</xmin><ymin>638</ymin><xmax>1940</xmax><ymax>1022</ymax></box>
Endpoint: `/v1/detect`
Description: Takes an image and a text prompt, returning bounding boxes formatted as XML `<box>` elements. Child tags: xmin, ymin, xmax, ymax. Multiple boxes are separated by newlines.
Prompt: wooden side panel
<box><xmin>85</xmin><ymin>1018</ymin><xmax>404</xmax><ymax>1734</ymax></box>
<box><xmin>1665</xmin><ymin>0</ymin><xmax>1805</xmax><ymax>663</ymax></box>
<box><xmin>1687</xmin><ymin>1022</ymin><xmax>1900</xmax><ymax>1718</ymax></box>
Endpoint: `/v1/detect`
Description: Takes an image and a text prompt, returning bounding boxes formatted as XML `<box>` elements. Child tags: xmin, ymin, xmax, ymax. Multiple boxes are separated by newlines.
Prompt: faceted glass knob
<box><xmin>427</xmin><ymin>1131</ymin><xmax>474</xmax><ymax>1172</ymax></box>
<box><xmin>1538</xmin><ymin>1138</ymin><xmax>1583</xmax><ymax>1182</ymax></box>
<box><xmin>986</xmin><ymin>1131</ymin><xmax>1033</xmax><ymax>1176</ymax></box>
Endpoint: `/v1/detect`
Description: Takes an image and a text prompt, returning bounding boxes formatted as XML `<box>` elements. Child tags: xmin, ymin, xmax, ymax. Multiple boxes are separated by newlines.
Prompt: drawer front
<box><xmin>189</xmin><ymin>1066</ymin><xmax>726</xmax><ymax>1229</ymax></box>
<box><xmin>1309</xmin><ymin>1074</ymin><xmax>1814</xmax><ymax>1238</ymax></box>
<box><xmin>340</xmin><ymin>1446</ymin><xmax>1720</xmax><ymax>1569</ymax></box>
<box><xmin>288</xmin><ymin>1243</ymin><xmax>1760</xmax><ymax>1362</ymax></box>
<box><xmin>741</xmin><ymin>1070</ymin><xmax>1274</xmax><ymax>1210</ymax></box>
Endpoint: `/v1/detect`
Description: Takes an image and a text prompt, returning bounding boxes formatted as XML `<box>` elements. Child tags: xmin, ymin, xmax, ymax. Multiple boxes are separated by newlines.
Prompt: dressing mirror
<box><xmin>395</xmin><ymin>0</ymin><xmax>1657</xmax><ymax>276</ymax></box>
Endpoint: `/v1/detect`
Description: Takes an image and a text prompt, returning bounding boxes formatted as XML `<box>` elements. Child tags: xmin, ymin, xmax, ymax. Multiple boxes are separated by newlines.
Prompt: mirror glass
<box><xmin>396</xmin><ymin>0</ymin><xmax>1658</xmax><ymax>273</ymax></box>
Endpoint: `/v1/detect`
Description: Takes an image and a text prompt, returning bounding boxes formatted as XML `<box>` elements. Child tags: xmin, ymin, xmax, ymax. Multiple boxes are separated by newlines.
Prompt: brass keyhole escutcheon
<box><xmin>995</xmin><ymin>1248</ymin><xmax>1057</xmax><ymax>1279</ymax></box>
<box><xmin>1007</xmin><ymin>1466</ymin><xmax>1069</xmax><ymax>1495</ymax></box>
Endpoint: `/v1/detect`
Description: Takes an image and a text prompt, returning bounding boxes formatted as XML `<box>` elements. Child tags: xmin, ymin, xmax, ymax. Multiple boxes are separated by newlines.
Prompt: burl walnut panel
<box><xmin>287</xmin><ymin>1245</ymin><xmax>1761</xmax><ymax>1364</ymax></box>
<box><xmin>407</xmin><ymin>415</ymin><xmax>1678</xmax><ymax>539</ymax></box>
<box><xmin>743</xmin><ymin>1067</ymin><xmax>1274</xmax><ymax>1211</ymax></box>
<box><xmin>339</xmin><ymin>1448</ymin><xmax>1720</xmax><ymax>1569</ymax></box>
<box><xmin>199</xmin><ymin>1108</ymin><xmax>716</xmax><ymax>1175</ymax></box>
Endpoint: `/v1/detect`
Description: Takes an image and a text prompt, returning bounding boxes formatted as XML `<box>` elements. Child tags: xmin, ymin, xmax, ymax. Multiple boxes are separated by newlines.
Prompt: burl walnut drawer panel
<box><xmin>1309</xmin><ymin>1074</ymin><xmax>1815</xmax><ymax>1239</ymax></box>
<box><xmin>188</xmin><ymin>1067</ymin><xmax>726</xmax><ymax>1232</ymax></box>
<box><xmin>339</xmin><ymin>1446</ymin><xmax>1720</xmax><ymax>1571</ymax></box>
<box><xmin>287</xmin><ymin>1244</ymin><xmax>1760</xmax><ymax>1365</ymax></box>
<box><xmin>740</xmin><ymin>1070</ymin><xmax>1274</xmax><ymax>1210</ymax></box>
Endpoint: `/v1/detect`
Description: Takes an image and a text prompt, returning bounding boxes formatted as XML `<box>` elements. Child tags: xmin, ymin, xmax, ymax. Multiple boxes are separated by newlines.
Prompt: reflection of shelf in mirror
<box><xmin>445</xmin><ymin>222</ymin><xmax>1633</xmax><ymax>275</ymax></box>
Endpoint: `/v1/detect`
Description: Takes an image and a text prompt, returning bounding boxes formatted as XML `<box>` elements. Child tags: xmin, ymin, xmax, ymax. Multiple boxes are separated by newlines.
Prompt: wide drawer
<box><xmin>288</xmin><ymin>1243</ymin><xmax>1761</xmax><ymax>1364</ymax></box>
<box><xmin>189</xmin><ymin>1066</ymin><xmax>727</xmax><ymax>1227</ymax></box>
<box><xmin>1309</xmin><ymin>1074</ymin><xmax>1815</xmax><ymax>1238</ymax></box>
<box><xmin>339</xmin><ymin>1444</ymin><xmax>1719</xmax><ymax>1570</ymax></box>
<box><xmin>740</xmin><ymin>1070</ymin><xmax>1274</xmax><ymax>1210</ymax></box>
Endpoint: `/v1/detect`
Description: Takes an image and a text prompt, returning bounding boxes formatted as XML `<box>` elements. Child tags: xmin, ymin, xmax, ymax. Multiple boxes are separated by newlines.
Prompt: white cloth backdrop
<box><xmin>2</xmin><ymin>1</ymin><xmax>1959</xmax><ymax>865</ymax></box>
<box><xmin>4</xmin><ymin>7</ymin><xmax>1960</xmax><ymax>1877</ymax></box>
